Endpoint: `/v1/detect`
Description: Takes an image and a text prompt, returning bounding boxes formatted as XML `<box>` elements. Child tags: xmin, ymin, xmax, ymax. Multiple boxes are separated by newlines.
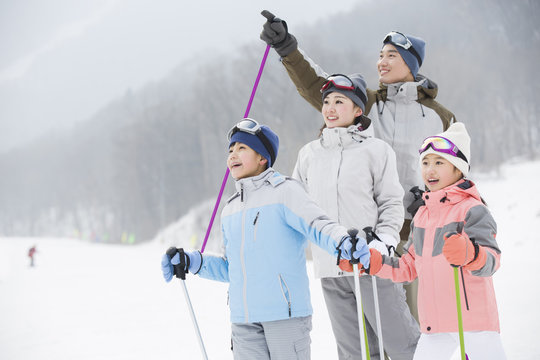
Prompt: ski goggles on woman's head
<box><xmin>383</xmin><ymin>31</ymin><xmax>423</xmax><ymax>67</ymax></box>
<box><xmin>320</xmin><ymin>74</ymin><xmax>367</xmax><ymax>106</ymax></box>
<box><xmin>227</xmin><ymin>118</ymin><xmax>276</xmax><ymax>166</ymax></box>
<box><xmin>419</xmin><ymin>136</ymin><xmax>468</xmax><ymax>163</ymax></box>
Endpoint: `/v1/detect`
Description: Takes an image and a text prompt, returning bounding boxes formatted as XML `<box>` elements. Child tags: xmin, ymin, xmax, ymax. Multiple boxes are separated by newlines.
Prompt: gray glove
<box><xmin>260</xmin><ymin>10</ymin><xmax>298</xmax><ymax>57</ymax></box>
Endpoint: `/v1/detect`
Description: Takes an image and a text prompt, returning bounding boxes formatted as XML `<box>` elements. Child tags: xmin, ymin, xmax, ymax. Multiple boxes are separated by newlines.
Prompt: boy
<box><xmin>162</xmin><ymin>119</ymin><xmax>368</xmax><ymax>359</ymax></box>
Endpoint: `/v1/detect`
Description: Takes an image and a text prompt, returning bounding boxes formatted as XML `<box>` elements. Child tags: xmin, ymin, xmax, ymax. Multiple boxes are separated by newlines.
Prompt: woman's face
<box><xmin>377</xmin><ymin>43</ymin><xmax>414</xmax><ymax>84</ymax></box>
<box><xmin>321</xmin><ymin>92</ymin><xmax>362</xmax><ymax>129</ymax></box>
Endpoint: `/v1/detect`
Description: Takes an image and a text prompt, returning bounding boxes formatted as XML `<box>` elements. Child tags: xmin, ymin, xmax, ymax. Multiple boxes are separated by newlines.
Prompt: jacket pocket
<box><xmin>278</xmin><ymin>274</ymin><xmax>292</xmax><ymax>318</ymax></box>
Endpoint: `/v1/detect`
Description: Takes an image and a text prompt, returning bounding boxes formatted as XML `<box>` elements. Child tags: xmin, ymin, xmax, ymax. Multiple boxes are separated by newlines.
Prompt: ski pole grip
<box><xmin>347</xmin><ymin>228</ymin><xmax>359</xmax><ymax>265</ymax></box>
<box><xmin>166</xmin><ymin>247</ymin><xmax>178</xmax><ymax>258</ymax></box>
<box><xmin>166</xmin><ymin>247</ymin><xmax>187</xmax><ymax>280</ymax></box>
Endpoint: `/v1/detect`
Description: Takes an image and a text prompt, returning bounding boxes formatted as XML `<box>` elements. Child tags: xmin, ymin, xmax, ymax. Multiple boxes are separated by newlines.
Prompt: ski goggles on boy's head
<box><xmin>227</xmin><ymin>118</ymin><xmax>262</xmax><ymax>140</ymax></box>
<box><xmin>419</xmin><ymin>136</ymin><xmax>468</xmax><ymax>163</ymax></box>
<box><xmin>320</xmin><ymin>74</ymin><xmax>367</xmax><ymax>106</ymax></box>
<box><xmin>227</xmin><ymin>118</ymin><xmax>276</xmax><ymax>166</ymax></box>
<box><xmin>383</xmin><ymin>31</ymin><xmax>423</xmax><ymax>67</ymax></box>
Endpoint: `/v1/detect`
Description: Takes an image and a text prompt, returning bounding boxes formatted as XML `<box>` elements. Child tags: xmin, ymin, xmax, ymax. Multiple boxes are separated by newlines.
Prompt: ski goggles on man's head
<box><xmin>227</xmin><ymin>118</ymin><xmax>276</xmax><ymax>166</ymax></box>
<box><xmin>419</xmin><ymin>136</ymin><xmax>468</xmax><ymax>163</ymax></box>
<box><xmin>383</xmin><ymin>31</ymin><xmax>423</xmax><ymax>67</ymax></box>
<box><xmin>320</xmin><ymin>74</ymin><xmax>367</xmax><ymax>106</ymax></box>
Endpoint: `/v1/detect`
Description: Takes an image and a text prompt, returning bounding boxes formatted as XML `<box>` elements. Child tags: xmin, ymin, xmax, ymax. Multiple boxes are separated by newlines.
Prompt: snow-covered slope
<box><xmin>1</xmin><ymin>160</ymin><xmax>539</xmax><ymax>359</ymax></box>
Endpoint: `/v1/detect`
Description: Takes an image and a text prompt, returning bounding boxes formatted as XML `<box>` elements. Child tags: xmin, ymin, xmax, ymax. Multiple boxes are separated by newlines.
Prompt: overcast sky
<box><xmin>0</xmin><ymin>0</ymin><xmax>363</xmax><ymax>152</ymax></box>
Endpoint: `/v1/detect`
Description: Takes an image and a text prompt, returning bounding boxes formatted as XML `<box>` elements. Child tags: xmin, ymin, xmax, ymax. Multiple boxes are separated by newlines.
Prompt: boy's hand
<box><xmin>161</xmin><ymin>248</ymin><xmax>203</xmax><ymax>282</ymax></box>
<box><xmin>442</xmin><ymin>232</ymin><xmax>486</xmax><ymax>270</ymax></box>
<box><xmin>260</xmin><ymin>10</ymin><xmax>298</xmax><ymax>57</ymax></box>
<box><xmin>338</xmin><ymin>235</ymin><xmax>370</xmax><ymax>267</ymax></box>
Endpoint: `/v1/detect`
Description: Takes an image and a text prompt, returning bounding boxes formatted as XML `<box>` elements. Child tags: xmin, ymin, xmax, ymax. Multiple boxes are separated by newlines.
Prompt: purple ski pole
<box><xmin>200</xmin><ymin>44</ymin><xmax>271</xmax><ymax>253</ymax></box>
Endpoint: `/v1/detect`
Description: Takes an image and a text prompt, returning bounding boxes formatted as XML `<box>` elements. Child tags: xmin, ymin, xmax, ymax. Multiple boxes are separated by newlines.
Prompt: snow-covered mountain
<box><xmin>1</xmin><ymin>159</ymin><xmax>539</xmax><ymax>359</ymax></box>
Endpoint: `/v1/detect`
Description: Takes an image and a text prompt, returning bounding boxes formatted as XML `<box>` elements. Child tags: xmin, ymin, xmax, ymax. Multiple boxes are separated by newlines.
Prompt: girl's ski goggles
<box><xmin>419</xmin><ymin>136</ymin><xmax>468</xmax><ymax>163</ymax></box>
<box><xmin>383</xmin><ymin>31</ymin><xmax>423</xmax><ymax>67</ymax></box>
<box><xmin>320</xmin><ymin>74</ymin><xmax>367</xmax><ymax>106</ymax></box>
<box><xmin>227</xmin><ymin>118</ymin><xmax>276</xmax><ymax>166</ymax></box>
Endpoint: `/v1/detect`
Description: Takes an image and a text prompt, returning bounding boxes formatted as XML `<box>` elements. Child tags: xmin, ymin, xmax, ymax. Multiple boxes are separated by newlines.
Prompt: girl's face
<box><xmin>321</xmin><ymin>92</ymin><xmax>362</xmax><ymax>129</ymax></box>
<box><xmin>421</xmin><ymin>154</ymin><xmax>463</xmax><ymax>192</ymax></box>
<box><xmin>227</xmin><ymin>142</ymin><xmax>267</xmax><ymax>180</ymax></box>
<box><xmin>377</xmin><ymin>44</ymin><xmax>414</xmax><ymax>84</ymax></box>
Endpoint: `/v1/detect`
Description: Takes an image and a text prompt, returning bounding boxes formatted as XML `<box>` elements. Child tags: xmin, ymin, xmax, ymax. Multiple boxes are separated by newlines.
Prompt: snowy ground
<box><xmin>1</xmin><ymin>160</ymin><xmax>539</xmax><ymax>359</ymax></box>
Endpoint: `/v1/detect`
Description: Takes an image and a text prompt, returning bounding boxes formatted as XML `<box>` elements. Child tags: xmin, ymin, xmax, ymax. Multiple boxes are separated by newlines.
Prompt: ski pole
<box><xmin>167</xmin><ymin>248</ymin><xmax>209</xmax><ymax>360</ymax></box>
<box><xmin>348</xmin><ymin>228</ymin><xmax>369</xmax><ymax>360</ymax></box>
<box><xmin>453</xmin><ymin>266</ymin><xmax>467</xmax><ymax>360</ymax></box>
<box><xmin>363</xmin><ymin>227</ymin><xmax>384</xmax><ymax>358</ymax></box>
<box><xmin>200</xmin><ymin>44</ymin><xmax>271</xmax><ymax>254</ymax></box>
<box><xmin>181</xmin><ymin>280</ymin><xmax>208</xmax><ymax>359</ymax></box>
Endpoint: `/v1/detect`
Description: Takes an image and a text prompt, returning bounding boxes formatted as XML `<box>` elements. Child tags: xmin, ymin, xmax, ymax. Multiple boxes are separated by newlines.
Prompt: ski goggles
<box><xmin>419</xmin><ymin>136</ymin><xmax>468</xmax><ymax>163</ymax></box>
<box><xmin>227</xmin><ymin>118</ymin><xmax>276</xmax><ymax>166</ymax></box>
<box><xmin>383</xmin><ymin>31</ymin><xmax>423</xmax><ymax>67</ymax></box>
<box><xmin>320</xmin><ymin>74</ymin><xmax>367</xmax><ymax>106</ymax></box>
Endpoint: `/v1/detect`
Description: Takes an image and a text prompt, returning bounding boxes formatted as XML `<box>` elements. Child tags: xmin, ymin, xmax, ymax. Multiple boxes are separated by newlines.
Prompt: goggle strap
<box><xmin>230</xmin><ymin>125</ymin><xmax>276</xmax><ymax>166</ymax></box>
<box><xmin>384</xmin><ymin>33</ymin><xmax>423</xmax><ymax>68</ymax></box>
<box><xmin>407</xmin><ymin>46</ymin><xmax>423</xmax><ymax>68</ymax></box>
<box><xmin>256</xmin><ymin>132</ymin><xmax>276</xmax><ymax>166</ymax></box>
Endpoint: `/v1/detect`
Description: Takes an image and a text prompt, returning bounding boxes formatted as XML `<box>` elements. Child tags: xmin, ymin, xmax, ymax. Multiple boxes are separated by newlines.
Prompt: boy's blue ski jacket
<box><xmin>197</xmin><ymin>168</ymin><xmax>348</xmax><ymax>323</ymax></box>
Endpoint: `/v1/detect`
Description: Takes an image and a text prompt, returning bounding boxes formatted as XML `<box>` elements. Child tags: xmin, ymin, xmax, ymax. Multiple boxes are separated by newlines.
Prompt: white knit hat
<box><xmin>419</xmin><ymin>122</ymin><xmax>471</xmax><ymax>177</ymax></box>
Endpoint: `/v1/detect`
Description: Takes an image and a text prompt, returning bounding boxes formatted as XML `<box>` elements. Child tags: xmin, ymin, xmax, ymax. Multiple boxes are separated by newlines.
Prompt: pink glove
<box><xmin>443</xmin><ymin>232</ymin><xmax>486</xmax><ymax>270</ymax></box>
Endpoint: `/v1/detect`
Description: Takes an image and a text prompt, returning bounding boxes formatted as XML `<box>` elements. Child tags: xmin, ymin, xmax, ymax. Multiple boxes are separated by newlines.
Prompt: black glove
<box><xmin>260</xmin><ymin>10</ymin><xmax>298</xmax><ymax>57</ymax></box>
<box><xmin>407</xmin><ymin>186</ymin><xmax>425</xmax><ymax>217</ymax></box>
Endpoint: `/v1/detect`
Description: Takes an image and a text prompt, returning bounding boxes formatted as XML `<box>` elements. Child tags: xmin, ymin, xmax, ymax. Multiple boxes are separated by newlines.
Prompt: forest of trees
<box><xmin>1</xmin><ymin>0</ymin><xmax>538</xmax><ymax>242</ymax></box>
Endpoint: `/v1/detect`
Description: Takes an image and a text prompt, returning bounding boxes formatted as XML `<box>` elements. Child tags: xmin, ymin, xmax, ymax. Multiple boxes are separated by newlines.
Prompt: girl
<box><xmin>355</xmin><ymin>122</ymin><xmax>506</xmax><ymax>359</ymax></box>
<box><xmin>292</xmin><ymin>73</ymin><xmax>420</xmax><ymax>360</ymax></box>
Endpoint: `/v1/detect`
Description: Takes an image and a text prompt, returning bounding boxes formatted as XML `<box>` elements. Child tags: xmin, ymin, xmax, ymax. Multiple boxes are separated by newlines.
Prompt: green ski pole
<box><xmin>453</xmin><ymin>266</ymin><xmax>468</xmax><ymax>360</ymax></box>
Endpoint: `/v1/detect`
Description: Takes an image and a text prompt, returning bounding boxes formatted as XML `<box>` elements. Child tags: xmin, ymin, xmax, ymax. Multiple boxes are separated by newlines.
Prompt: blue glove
<box><xmin>338</xmin><ymin>236</ymin><xmax>371</xmax><ymax>269</ymax></box>
<box><xmin>161</xmin><ymin>248</ymin><xmax>203</xmax><ymax>282</ymax></box>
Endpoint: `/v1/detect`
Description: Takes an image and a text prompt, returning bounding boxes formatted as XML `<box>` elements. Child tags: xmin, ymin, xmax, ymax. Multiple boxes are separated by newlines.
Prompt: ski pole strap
<box><xmin>363</xmin><ymin>226</ymin><xmax>396</xmax><ymax>257</ymax></box>
<box><xmin>335</xmin><ymin>237</ymin><xmax>348</xmax><ymax>265</ymax></box>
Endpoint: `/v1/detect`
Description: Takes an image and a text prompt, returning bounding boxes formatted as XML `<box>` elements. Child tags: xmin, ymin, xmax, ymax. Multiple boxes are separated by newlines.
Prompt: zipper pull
<box><xmin>253</xmin><ymin>211</ymin><xmax>259</xmax><ymax>225</ymax></box>
<box><xmin>240</xmin><ymin>185</ymin><xmax>244</xmax><ymax>202</ymax></box>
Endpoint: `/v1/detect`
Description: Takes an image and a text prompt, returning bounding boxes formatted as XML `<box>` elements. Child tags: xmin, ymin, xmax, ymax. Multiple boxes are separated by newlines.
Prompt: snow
<box><xmin>1</xmin><ymin>160</ymin><xmax>539</xmax><ymax>359</ymax></box>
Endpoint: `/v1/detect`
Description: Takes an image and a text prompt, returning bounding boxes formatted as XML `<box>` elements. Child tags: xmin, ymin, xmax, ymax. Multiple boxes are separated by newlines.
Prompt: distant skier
<box><xmin>28</xmin><ymin>245</ymin><xmax>37</xmax><ymax>267</ymax></box>
<box><xmin>342</xmin><ymin>123</ymin><xmax>507</xmax><ymax>359</ymax></box>
<box><xmin>162</xmin><ymin>120</ymin><xmax>368</xmax><ymax>359</ymax></box>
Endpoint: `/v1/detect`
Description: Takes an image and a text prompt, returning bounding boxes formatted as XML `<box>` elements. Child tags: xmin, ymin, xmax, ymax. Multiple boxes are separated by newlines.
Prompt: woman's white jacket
<box><xmin>293</xmin><ymin>124</ymin><xmax>404</xmax><ymax>279</ymax></box>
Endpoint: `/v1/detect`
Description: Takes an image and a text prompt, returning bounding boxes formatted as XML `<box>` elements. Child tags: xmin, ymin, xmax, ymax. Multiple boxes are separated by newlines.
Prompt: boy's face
<box><xmin>322</xmin><ymin>92</ymin><xmax>362</xmax><ymax>129</ymax></box>
<box><xmin>228</xmin><ymin>142</ymin><xmax>268</xmax><ymax>180</ymax></box>
<box><xmin>421</xmin><ymin>154</ymin><xmax>463</xmax><ymax>192</ymax></box>
<box><xmin>377</xmin><ymin>44</ymin><xmax>414</xmax><ymax>84</ymax></box>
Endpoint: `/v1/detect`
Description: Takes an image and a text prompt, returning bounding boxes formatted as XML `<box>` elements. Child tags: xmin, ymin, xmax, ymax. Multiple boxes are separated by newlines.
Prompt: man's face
<box><xmin>377</xmin><ymin>44</ymin><xmax>414</xmax><ymax>84</ymax></box>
